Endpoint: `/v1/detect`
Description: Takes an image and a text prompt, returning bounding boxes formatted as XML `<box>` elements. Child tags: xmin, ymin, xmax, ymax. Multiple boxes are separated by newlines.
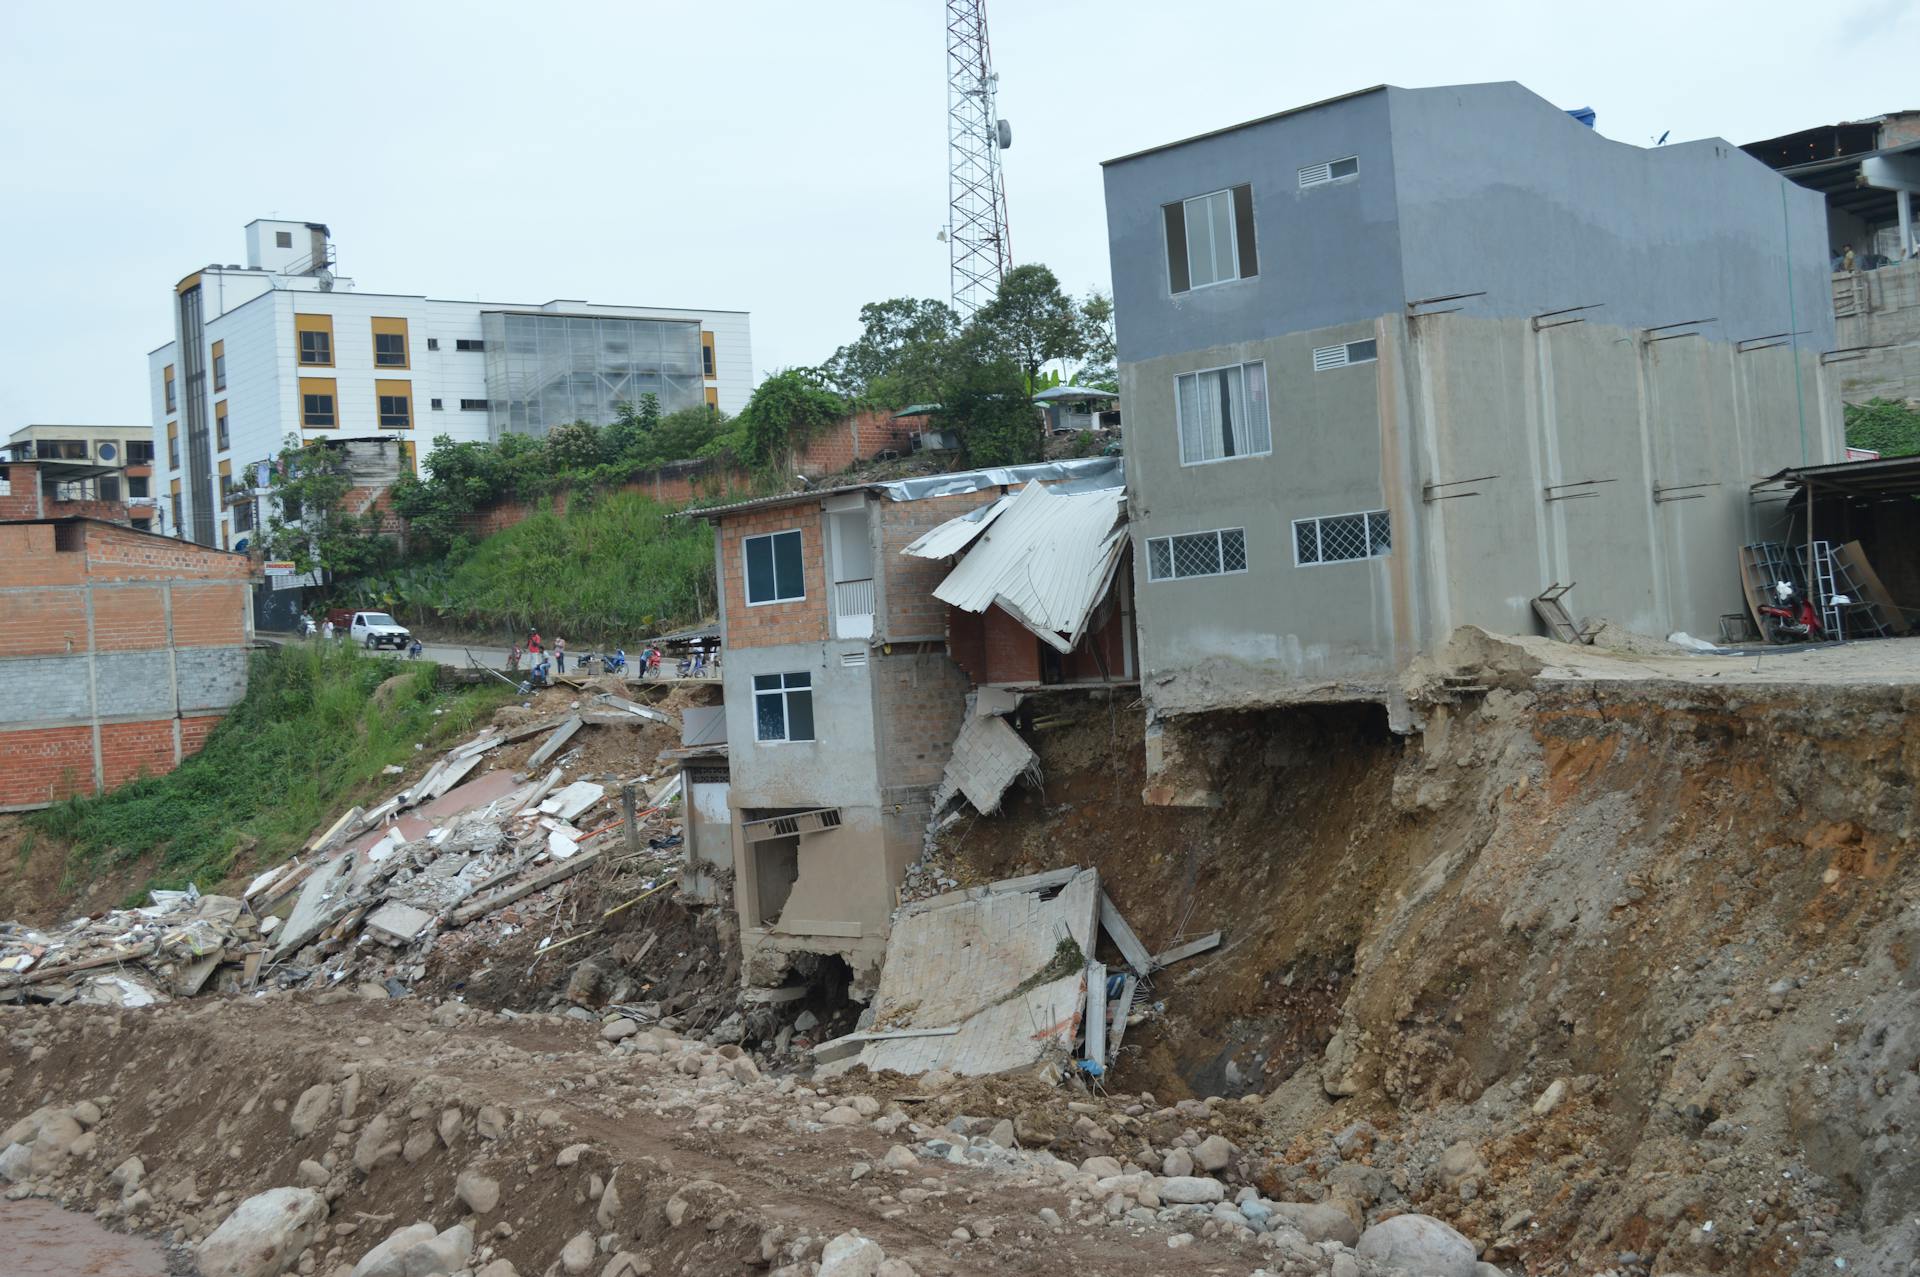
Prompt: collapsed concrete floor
<box><xmin>4</xmin><ymin>649</ymin><xmax>1920</xmax><ymax>1276</ymax></box>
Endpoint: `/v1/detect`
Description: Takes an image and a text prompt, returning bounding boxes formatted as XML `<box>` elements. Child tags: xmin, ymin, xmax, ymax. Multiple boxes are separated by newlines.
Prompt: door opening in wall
<box><xmin>753</xmin><ymin>835</ymin><xmax>799</xmax><ymax>927</ymax></box>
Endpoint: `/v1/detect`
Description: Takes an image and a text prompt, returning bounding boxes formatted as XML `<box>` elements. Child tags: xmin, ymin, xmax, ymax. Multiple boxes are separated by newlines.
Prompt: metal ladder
<box><xmin>1790</xmin><ymin>542</ymin><xmax>1842</xmax><ymax>638</ymax></box>
<box><xmin>1827</xmin><ymin>546</ymin><xmax>1895</xmax><ymax>639</ymax></box>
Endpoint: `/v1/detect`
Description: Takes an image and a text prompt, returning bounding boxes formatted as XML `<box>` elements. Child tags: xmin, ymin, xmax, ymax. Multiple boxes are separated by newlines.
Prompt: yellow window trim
<box><xmin>375</xmin><ymin>378</ymin><xmax>414</xmax><ymax>430</ymax></box>
<box><xmin>218</xmin><ymin>459</ymin><xmax>232</xmax><ymax>477</ymax></box>
<box><xmin>705</xmin><ymin>386</ymin><xmax>719</xmax><ymax>408</ymax></box>
<box><xmin>295</xmin><ymin>312</ymin><xmax>335</xmax><ymax>368</ymax></box>
<box><xmin>371</xmin><ymin>317</ymin><xmax>411</xmax><ymax>370</ymax></box>
<box><xmin>299</xmin><ymin>375</ymin><xmax>339</xmax><ymax>429</ymax></box>
<box><xmin>176</xmin><ymin>273</ymin><xmax>202</xmax><ymax>295</ymax></box>
<box><xmin>702</xmin><ymin>331</ymin><xmax>717</xmax><ymax>380</ymax></box>
<box><xmin>169</xmin><ymin>478</ymin><xmax>181</xmax><ymax>494</ymax></box>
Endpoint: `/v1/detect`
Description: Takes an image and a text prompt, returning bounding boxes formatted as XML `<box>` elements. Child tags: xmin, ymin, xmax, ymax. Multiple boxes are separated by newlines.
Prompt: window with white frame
<box><xmin>1311</xmin><ymin>338</ymin><xmax>1378</xmax><ymax>371</ymax></box>
<box><xmin>1163</xmin><ymin>184</ymin><xmax>1257</xmax><ymax>293</ymax></box>
<box><xmin>1146</xmin><ymin>528</ymin><xmax>1248</xmax><ymax>582</ymax></box>
<box><xmin>1298</xmin><ymin>156</ymin><xmax>1360</xmax><ymax>188</ymax></box>
<box><xmin>1294</xmin><ymin>509</ymin><xmax>1392</xmax><ymax>566</ymax></box>
<box><xmin>1175</xmin><ymin>361</ymin><xmax>1270</xmax><ymax>465</ymax></box>
<box><xmin>753</xmin><ymin>672</ymin><xmax>814</xmax><ymax>742</ymax></box>
<box><xmin>743</xmin><ymin>529</ymin><xmax>805</xmax><ymax>605</ymax></box>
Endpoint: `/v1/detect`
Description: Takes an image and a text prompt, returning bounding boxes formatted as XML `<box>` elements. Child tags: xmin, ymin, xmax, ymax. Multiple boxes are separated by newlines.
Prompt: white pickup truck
<box><xmin>348</xmin><ymin>611</ymin><xmax>412</xmax><ymax>651</ymax></box>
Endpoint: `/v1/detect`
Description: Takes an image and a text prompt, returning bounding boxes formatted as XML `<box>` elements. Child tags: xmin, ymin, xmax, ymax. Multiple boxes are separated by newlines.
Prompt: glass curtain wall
<box><xmin>481</xmin><ymin>312</ymin><xmax>703</xmax><ymax>440</ymax></box>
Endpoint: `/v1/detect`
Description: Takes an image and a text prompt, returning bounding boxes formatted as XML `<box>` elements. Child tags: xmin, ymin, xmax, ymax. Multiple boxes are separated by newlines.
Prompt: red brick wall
<box><xmin>716</xmin><ymin>505</ymin><xmax>828</xmax><ymax>650</ymax></box>
<box><xmin>0</xmin><ymin>473</ymin><xmax>41</xmax><ymax>520</ymax></box>
<box><xmin>947</xmin><ymin>608</ymin><xmax>987</xmax><ymax>684</ymax></box>
<box><xmin>99</xmin><ymin>720</ymin><xmax>177</xmax><ymax>789</ymax></box>
<box><xmin>0</xmin><ymin>525</ymin><xmax>84</xmax><ymax>586</ymax></box>
<box><xmin>454</xmin><ymin>460</ymin><xmax>758</xmax><ymax>539</ymax></box>
<box><xmin>873</xmin><ymin>649</ymin><xmax>973</xmax><ymax>793</ymax></box>
<box><xmin>0</xmin><ymin>727</ymin><xmax>94</xmax><ymax>807</ymax></box>
<box><xmin>792</xmin><ymin>411</ymin><xmax>926</xmax><ymax>478</ymax></box>
<box><xmin>2</xmin><ymin>589</ymin><xmax>88</xmax><ymax>657</ymax></box>
<box><xmin>179</xmin><ymin>714</ymin><xmax>222</xmax><ymax>757</ymax></box>
<box><xmin>91</xmin><ymin>585</ymin><xmax>168</xmax><ymax>651</ymax></box>
<box><xmin>981</xmin><ymin>606</ymin><xmax>1043</xmax><ymax>684</ymax></box>
<box><xmin>877</xmin><ymin>490</ymin><xmax>1006</xmax><ymax>641</ymax></box>
<box><xmin>170</xmin><ymin>583</ymin><xmax>249</xmax><ymax>646</ymax></box>
<box><xmin>79</xmin><ymin>522</ymin><xmax>253</xmax><ymax>583</ymax></box>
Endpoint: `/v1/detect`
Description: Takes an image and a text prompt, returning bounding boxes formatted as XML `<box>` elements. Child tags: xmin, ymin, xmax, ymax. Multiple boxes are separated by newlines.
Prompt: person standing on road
<box><xmin>555</xmin><ymin>636</ymin><xmax>567</xmax><ymax>673</ymax></box>
<box><xmin>322</xmin><ymin>618</ymin><xmax>335</xmax><ymax>641</ymax></box>
<box><xmin>528</xmin><ymin>629</ymin><xmax>543</xmax><ymax>658</ymax></box>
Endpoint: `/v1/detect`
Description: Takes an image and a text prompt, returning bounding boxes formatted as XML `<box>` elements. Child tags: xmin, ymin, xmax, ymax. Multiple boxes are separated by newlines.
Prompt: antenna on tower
<box><xmin>946</xmin><ymin>0</ymin><xmax>1012</xmax><ymax>319</ymax></box>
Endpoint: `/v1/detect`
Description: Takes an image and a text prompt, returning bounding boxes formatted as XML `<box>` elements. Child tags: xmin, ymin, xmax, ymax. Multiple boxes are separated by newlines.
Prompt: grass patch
<box><xmin>434</xmin><ymin>489</ymin><xmax>713</xmax><ymax>644</ymax></box>
<box><xmin>30</xmin><ymin>643</ymin><xmax>511</xmax><ymax>897</ymax></box>
<box><xmin>1011</xmin><ymin>935</ymin><xmax>1087</xmax><ymax>1000</ymax></box>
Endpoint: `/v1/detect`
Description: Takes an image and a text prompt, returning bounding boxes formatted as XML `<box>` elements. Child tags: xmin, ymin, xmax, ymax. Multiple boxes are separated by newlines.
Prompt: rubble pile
<box><xmin>0</xmin><ymin>887</ymin><xmax>263</xmax><ymax>1008</ymax></box>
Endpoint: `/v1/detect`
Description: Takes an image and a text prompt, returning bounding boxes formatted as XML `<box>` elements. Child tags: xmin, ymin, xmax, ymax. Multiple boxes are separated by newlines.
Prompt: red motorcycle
<box><xmin>1758</xmin><ymin>583</ymin><xmax>1822</xmax><ymax>643</ymax></box>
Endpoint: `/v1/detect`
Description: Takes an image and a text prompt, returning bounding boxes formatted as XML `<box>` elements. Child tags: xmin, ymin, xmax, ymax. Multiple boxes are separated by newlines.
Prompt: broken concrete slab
<box><xmin>427</xmin><ymin>753</ymin><xmax>482</xmax><ymax>802</ymax></box>
<box><xmin>1099</xmin><ymin>892</ymin><xmax>1153</xmax><ymax>978</ymax></box>
<box><xmin>526</xmin><ymin>716</ymin><xmax>583</xmax><ymax>770</ymax></box>
<box><xmin>1152</xmin><ymin>930</ymin><xmax>1222</xmax><ymax>969</ymax></box>
<box><xmin>364</xmin><ymin>902</ymin><xmax>435</xmax><ymax>946</ymax></box>
<box><xmin>538</xmin><ymin>781</ymin><xmax>605</xmax><ymax>823</ymax></box>
<box><xmin>939</xmin><ymin>714</ymin><xmax>1039</xmax><ymax>815</ymax></box>
<box><xmin>274</xmin><ymin>853</ymin><xmax>356</xmax><ymax>956</ymax></box>
<box><xmin>593</xmin><ymin>693</ymin><xmax>679</xmax><ymax>729</ymax></box>
<box><xmin>856</xmin><ymin>867</ymin><xmax>1100</xmax><ymax>1076</ymax></box>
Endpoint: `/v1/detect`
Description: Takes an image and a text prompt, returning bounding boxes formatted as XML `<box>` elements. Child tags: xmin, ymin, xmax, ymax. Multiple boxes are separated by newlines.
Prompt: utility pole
<box><xmin>946</xmin><ymin>0</ymin><xmax>1012</xmax><ymax>318</ymax></box>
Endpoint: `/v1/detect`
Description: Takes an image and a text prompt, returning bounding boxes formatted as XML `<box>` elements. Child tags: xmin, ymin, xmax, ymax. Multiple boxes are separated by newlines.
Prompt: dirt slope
<box><xmin>920</xmin><ymin>680</ymin><xmax>1920</xmax><ymax>1275</ymax></box>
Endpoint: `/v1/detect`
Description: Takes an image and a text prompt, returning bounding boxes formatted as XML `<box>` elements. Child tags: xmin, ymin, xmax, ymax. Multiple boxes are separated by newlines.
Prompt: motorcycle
<box><xmin>1758</xmin><ymin>581</ymin><xmax>1822</xmax><ymax>644</ymax></box>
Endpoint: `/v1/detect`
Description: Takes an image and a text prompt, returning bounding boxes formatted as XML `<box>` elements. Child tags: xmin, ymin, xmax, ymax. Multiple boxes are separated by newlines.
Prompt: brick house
<box><xmin>0</xmin><ymin>517</ymin><xmax>255</xmax><ymax>810</ymax></box>
<box><xmin>691</xmin><ymin>456</ymin><xmax>1131</xmax><ymax>993</ymax></box>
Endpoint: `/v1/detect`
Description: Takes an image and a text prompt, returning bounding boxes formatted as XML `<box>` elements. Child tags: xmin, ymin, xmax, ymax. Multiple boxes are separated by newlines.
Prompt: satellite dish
<box><xmin>997</xmin><ymin>118</ymin><xmax>1013</xmax><ymax>150</ymax></box>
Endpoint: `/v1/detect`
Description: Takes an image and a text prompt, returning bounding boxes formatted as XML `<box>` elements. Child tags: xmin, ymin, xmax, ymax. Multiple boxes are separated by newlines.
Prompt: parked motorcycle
<box><xmin>1758</xmin><ymin>581</ymin><xmax>1822</xmax><ymax>644</ymax></box>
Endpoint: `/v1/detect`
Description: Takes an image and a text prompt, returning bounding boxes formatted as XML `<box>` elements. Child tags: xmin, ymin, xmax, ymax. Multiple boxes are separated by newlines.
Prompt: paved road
<box><xmin>260</xmin><ymin>632</ymin><xmax>720</xmax><ymax>685</ymax></box>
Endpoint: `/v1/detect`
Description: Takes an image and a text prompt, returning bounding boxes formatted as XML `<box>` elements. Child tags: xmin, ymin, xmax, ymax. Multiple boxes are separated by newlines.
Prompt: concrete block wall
<box><xmin>0</xmin><ymin>519</ymin><xmax>254</xmax><ymax>809</ymax></box>
<box><xmin>716</xmin><ymin>504</ymin><xmax>829</xmax><ymax>650</ymax></box>
<box><xmin>877</xmin><ymin>491</ymin><xmax>1002</xmax><ymax>641</ymax></box>
<box><xmin>1834</xmin><ymin>259</ymin><xmax>1920</xmax><ymax>406</ymax></box>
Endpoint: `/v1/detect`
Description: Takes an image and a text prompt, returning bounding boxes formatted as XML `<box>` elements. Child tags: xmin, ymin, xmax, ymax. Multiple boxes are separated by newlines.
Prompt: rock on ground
<box><xmin>1158</xmin><ymin>1176</ymin><xmax>1225</xmax><ymax>1205</ymax></box>
<box><xmin>818</xmin><ymin>1232</ymin><xmax>886</xmax><ymax>1277</ymax></box>
<box><xmin>351</xmin><ymin>1221</ymin><xmax>473</xmax><ymax>1277</ymax></box>
<box><xmin>1355</xmin><ymin>1213</ymin><xmax>1479</xmax><ymax>1277</ymax></box>
<box><xmin>1266</xmin><ymin>1201</ymin><xmax>1361</xmax><ymax>1247</ymax></box>
<box><xmin>456</xmin><ymin>1168</ymin><xmax>500</xmax><ymax>1215</ymax></box>
<box><xmin>196</xmin><ymin>1186</ymin><xmax>329</xmax><ymax>1277</ymax></box>
<box><xmin>559</xmin><ymin>1230</ymin><xmax>596</xmax><ymax>1274</ymax></box>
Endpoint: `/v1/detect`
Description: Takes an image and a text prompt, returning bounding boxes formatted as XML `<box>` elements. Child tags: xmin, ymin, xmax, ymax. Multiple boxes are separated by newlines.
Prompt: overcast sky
<box><xmin>2</xmin><ymin>0</ymin><xmax>1914</xmax><ymax>429</ymax></box>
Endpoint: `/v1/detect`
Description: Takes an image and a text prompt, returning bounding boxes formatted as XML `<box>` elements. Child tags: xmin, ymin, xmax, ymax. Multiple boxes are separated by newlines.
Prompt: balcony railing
<box><xmin>833</xmin><ymin>577</ymin><xmax>874</xmax><ymax>639</ymax></box>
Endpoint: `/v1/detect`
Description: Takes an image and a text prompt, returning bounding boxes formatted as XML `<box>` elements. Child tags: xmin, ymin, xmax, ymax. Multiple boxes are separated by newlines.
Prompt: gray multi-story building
<box><xmin>1102</xmin><ymin>81</ymin><xmax>1844</xmax><ymax>741</ymax></box>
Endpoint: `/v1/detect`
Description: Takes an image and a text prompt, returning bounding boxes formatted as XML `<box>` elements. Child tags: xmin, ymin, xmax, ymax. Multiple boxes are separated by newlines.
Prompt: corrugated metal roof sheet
<box><xmin>926</xmin><ymin>481</ymin><xmax>1128</xmax><ymax>653</ymax></box>
<box><xmin>900</xmin><ymin>491</ymin><xmax>1016</xmax><ymax>560</ymax></box>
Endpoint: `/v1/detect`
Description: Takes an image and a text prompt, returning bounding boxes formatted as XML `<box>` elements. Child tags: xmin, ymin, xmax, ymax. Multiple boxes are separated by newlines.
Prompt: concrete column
<box><xmin>83</xmin><ymin>575</ymin><xmax>103</xmax><ymax>794</ymax></box>
<box><xmin>1900</xmin><ymin>189</ymin><xmax>1914</xmax><ymax>259</ymax></box>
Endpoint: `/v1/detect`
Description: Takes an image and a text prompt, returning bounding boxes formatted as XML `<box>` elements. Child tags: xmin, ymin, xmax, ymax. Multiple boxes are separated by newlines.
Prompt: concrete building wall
<box><xmin>1833</xmin><ymin>258</ymin><xmax>1920</xmax><ymax>405</ymax></box>
<box><xmin>0</xmin><ymin>520</ymin><xmax>253</xmax><ymax>809</ymax></box>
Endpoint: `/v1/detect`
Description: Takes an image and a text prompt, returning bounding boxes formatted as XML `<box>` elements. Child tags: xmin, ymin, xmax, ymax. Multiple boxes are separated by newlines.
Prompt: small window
<box><xmin>167</xmin><ymin>425</ymin><xmax>179</xmax><ymax>469</ymax></box>
<box><xmin>702</xmin><ymin>333</ymin><xmax>716</xmax><ymax>378</ymax></box>
<box><xmin>374</xmin><ymin>332</ymin><xmax>408</xmax><ymax>367</ymax></box>
<box><xmin>126</xmin><ymin>440</ymin><xmax>154</xmax><ymax>464</ymax></box>
<box><xmin>215</xmin><ymin>403</ymin><xmax>230</xmax><ymax>451</ymax></box>
<box><xmin>426</xmin><ymin>337</ymin><xmax>440</xmax><ymax>351</ymax></box>
<box><xmin>164</xmin><ymin>366</ymin><xmax>176</xmax><ymax>412</ymax></box>
<box><xmin>455</xmin><ymin>338</ymin><xmax>485</xmax><ymax>352</ymax></box>
<box><xmin>170</xmin><ymin>491</ymin><xmax>183</xmax><ymax>533</ymax></box>
<box><xmin>1299</xmin><ymin>156</ymin><xmax>1360</xmax><ymax>188</ymax></box>
<box><xmin>1311</xmin><ymin>339</ymin><xmax>1379</xmax><ymax>371</ymax></box>
<box><xmin>1163</xmin><ymin>183</ymin><xmax>1257</xmax><ymax>294</ymax></box>
<box><xmin>299</xmin><ymin>329</ymin><xmax>332</xmax><ymax>365</ymax></box>
<box><xmin>234</xmin><ymin>498</ymin><xmax>255</xmax><ymax>532</ymax></box>
<box><xmin>128</xmin><ymin>475</ymin><xmax>151</xmax><ymax>499</ymax></box>
<box><xmin>429</xmin><ymin>398</ymin><xmax>444</xmax><ymax>411</ymax></box>
<box><xmin>1294</xmin><ymin>509</ymin><xmax>1392</xmax><ymax>566</ymax></box>
<box><xmin>379</xmin><ymin>393</ymin><xmax>412</xmax><ymax>429</ymax></box>
<box><xmin>1174</xmin><ymin>361</ymin><xmax>1270</xmax><ymax>465</ymax></box>
<box><xmin>753</xmin><ymin>672</ymin><xmax>815</xmax><ymax>742</ymax></box>
<box><xmin>212</xmin><ymin>340</ymin><xmax>226</xmax><ymax>391</ymax></box>
<box><xmin>1146</xmin><ymin>528</ymin><xmax>1248</xmax><ymax>582</ymax></box>
<box><xmin>302</xmin><ymin>392</ymin><xmax>335</xmax><ymax>428</ymax></box>
<box><xmin>743</xmin><ymin>529</ymin><xmax>805</xmax><ymax>605</ymax></box>
<box><xmin>459</xmin><ymin>398</ymin><xmax>489</xmax><ymax>412</ymax></box>
<box><xmin>275</xmin><ymin>230</ymin><xmax>293</xmax><ymax>249</ymax></box>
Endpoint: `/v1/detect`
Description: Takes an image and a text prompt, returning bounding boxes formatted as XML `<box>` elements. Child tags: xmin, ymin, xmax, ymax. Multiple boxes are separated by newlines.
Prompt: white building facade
<box><xmin>147</xmin><ymin>219</ymin><xmax>753</xmax><ymax>549</ymax></box>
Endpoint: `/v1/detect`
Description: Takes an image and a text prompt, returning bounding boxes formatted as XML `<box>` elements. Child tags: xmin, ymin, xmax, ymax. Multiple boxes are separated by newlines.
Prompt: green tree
<box><xmin>1844</xmin><ymin>398</ymin><xmax>1920</xmax><ymax>457</ymax></box>
<box><xmin>602</xmin><ymin>393</ymin><xmax>661</xmax><ymax>460</ymax></box>
<box><xmin>258</xmin><ymin>442</ymin><xmax>396</xmax><ymax>581</ymax></box>
<box><xmin>737</xmin><ymin>368</ymin><xmax>848</xmax><ymax>469</ymax></box>
<box><xmin>1075</xmin><ymin>291</ymin><xmax>1117</xmax><ymax>391</ymax></box>
<box><xmin>543</xmin><ymin>420</ymin><xmax>606</xmax><ymax>471</ymax></box>
<box><xmin>825</xmin><ymin>297</ymin><xmax>961</xmax><ymax>406</ymax></box>
<box><xmin>968</xmin><ymin>264</ymin><xmax>1088</xmax><ymax>389</ymax></box>
<box><xmin>934</xmin><ymin>331</ymin><xmax>1037</xmax><ymax>468</ymax></box>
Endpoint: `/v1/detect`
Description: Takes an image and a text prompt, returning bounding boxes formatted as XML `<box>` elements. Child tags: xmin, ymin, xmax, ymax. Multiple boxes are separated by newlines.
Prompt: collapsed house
<box><xmin>689</xmin><ymin>457</ymin><xmax>1134</xmax><ymax>994</ymax></box>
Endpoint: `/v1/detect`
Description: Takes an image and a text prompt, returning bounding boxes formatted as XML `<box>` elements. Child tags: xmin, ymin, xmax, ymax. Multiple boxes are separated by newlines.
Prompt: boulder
<box><xmin>195</xmin><ymin>1186</ymin><xmax>329</xmax><ymax>1277</ymax></box>
<box><xmin>456</xmin><ymin>1168</ymin><xmax>500</xmax><ymax>1215</ymax></box>
<box><xmin>1158</xmin><ymin>1176</ymin><xmax>1225</xmax><ymax>1205</ymax></box>
<box><xmin>600</xmin><ymin>1254</ymin><xmax>647</xmax><ymax>1277</ymax></box>
<box><xmin>1162</xmin><ymin>1147</ymin><xmax>1194</xmax><ymax>1178</ymax></box>
<box><xmin>559</xmin><ymin>1231</ymin><xmax>596</xmax><ymax>1275</ymax></box>
<box><xmin>1438</xmin><ymin>1140</ymin><xmax>1486</xmax><ymax>1185</ymax></box>
<box><xmin>475</xmin><ymin>1106</ymin><xmax>508</xmax><ymax>1140</ymax></box>
<box><xmin>1265</xmin><ymin>1201</ymin><xmax>1360</xmax><ymax>1247</ymax></box>
<box><xmin>1192</xmin><ymin>1133</ymin><xmax>1233</xmax><ymax>1171</ymax></box>
<box><xmin>354</xmin><ymin>1114</ymin><xmax>401</xmax><ymax>1173</ymax></box>
<box><xmin>818</xmin><ymin>1232</ymin><xmax>886</xmax><ymax>1277</ymax></box>
<box><xmin>601</xmin><ymin>1018</ymin><xmax>639</xmax><ymax>1042</ymax></box>
<box><xmin>351</xmin><ymin>1221</ymin><xmax>474</xmax><ymax>1277</ymax></box>
<box><xmin>290</xmin><ymin>1084</ymin><xmax>334</xmax><ymax>1138</ymax></box>
<box><xmin>1531</xmin><ymin>1079</ymin><xmax>1568</xmax><ymax>1117</ymax></box>
<box><xmin>0</xmin><ymin>1142</ymin><xmax>31</xmax><ymax>1184</ymax></box>
<box><xmin>1355</xmin><ymin>1213</ymin><xmax>1478</xmax><ymax>1277</ymax></box>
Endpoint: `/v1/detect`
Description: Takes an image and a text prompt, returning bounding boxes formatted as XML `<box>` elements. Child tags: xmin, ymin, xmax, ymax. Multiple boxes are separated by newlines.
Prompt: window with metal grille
<box><xmin>1298</xmin><ymin>156</ymin><xmax>1359</xmax><ymax>188</ymax></box>
<box><xmin>1294</xmin><ymin>509</ymin><xmax>1391</xmax><ymax>566</ymax></box>
<box><xmin>1146</xmin><ymin>528</ymin><xmax>1248</xmax><ymax>582</ymax></box>
<box><xmin>374</xmin><ymin>332</ymin><xmax>408</xmax><ymax>367</ymax></box>
<box><xmin>379</xmin><ymin>394</ymin><xmax>411</xmax><ymax>429</ymax></box>
<box><xmin>1162</xmin><ymin>184</ymin><xmax>1257</xmax><ymax>294</ymax></box>
<box><xmin>743</xmin><ymin>529</ymin><xmax>805</xmax><ymax>605</ymax></box>
<box><xmin>1174</xmin><ymin>361</ymin><xmax>1269</xmax><ymax>465</ymax></box>
<box><xmin>460</xmin><ymin>399</ymin><xmax>489</xmax><ymax>412</ymax></box>
<box><xmin>455</xmin><ymin>338</ymin><xmax>485</xmax><ymax>352</ymax></box>
<box><xmin>753</xmin><ymin>672</ymin><xmax>814</xmax><ymax>742</ymax></box>
<box><xmin>1311</xmin><ymin>338</ymin><xmax>1379</xmax><ymax>371</ymax></box>
<box><xmin>299</xmin><ymin>330</ymin><xmax>332</xmax><ymax>365</ymax></box>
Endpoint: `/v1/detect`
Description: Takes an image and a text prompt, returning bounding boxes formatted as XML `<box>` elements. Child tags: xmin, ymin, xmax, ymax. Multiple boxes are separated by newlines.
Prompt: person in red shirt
<box><xmin>528</xmin><ymin>629</ymin><xmax>543</xmax><ymax>656</ymax></box>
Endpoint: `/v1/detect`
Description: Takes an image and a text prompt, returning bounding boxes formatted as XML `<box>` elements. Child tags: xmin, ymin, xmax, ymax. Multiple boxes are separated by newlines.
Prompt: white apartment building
<box><xmin>147</xmin><ymin>219</ymin><xmax>753</xmax><ymax>549</ymax></box>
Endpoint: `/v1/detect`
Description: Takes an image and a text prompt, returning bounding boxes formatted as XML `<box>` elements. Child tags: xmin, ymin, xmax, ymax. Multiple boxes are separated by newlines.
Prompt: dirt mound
<box><xmin>925</xmin><ymin>681</ymin><xmax>1920</xmax><ymax>1274</ymax></box>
